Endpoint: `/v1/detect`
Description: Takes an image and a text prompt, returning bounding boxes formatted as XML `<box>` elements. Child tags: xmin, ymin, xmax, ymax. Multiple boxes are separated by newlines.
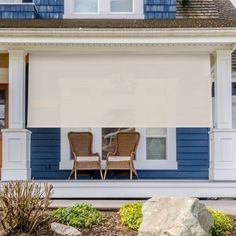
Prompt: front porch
<box><xmin>0</xmin><ymin>27</ymin><xmax>236</xmax><ymax>198</ymax></box>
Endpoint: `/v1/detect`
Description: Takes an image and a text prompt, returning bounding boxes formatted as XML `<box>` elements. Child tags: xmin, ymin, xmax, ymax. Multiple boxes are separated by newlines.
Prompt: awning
<box><xmin>28</xmin><ymin>53</ymin><xmax>212</xmax><ymax>127</ymax></box>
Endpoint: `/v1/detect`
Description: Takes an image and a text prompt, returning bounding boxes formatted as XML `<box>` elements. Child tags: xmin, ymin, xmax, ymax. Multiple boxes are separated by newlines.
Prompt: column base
<box><xmin>1</xmin><ymin>129</ymin><xmax>31</xmax><ymax>181</ymax></box>
<box><xmin>1</xmin><ymin>168</ymin><xmax>31</xmax><ymax>181</ymax></box>
<box><xmin>210</xmin><ymin>128</ymin><xmax>236</xmax><ymax>181</ymax></box>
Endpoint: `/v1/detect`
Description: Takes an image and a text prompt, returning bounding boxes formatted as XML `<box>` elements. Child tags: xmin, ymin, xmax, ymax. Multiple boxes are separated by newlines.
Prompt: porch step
<box><xmin>50</xmin><ymin>199</ymin><xmax>236</xmax><ymax>215</ymax></box>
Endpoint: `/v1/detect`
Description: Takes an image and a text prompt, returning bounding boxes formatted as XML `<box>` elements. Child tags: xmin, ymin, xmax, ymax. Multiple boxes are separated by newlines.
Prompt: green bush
<box><xmin>119</xmin><ymin>202</ymin><xmax>143</xmax><ymax>231</ymax></box>
<box><xmin>51</xmin><ymin>203</ymin><xmax>103</xmax><ymax>229</ymax></box>
<box><xmin>209</xmin><ymin>209</ymin><xmax>233</xmax><ymax>236</ymax></box>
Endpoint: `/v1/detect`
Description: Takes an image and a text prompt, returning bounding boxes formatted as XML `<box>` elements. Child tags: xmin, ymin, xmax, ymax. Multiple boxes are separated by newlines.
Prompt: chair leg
<box><xmin>133</xmin><ymin>168</ymin><xmax>138</xmax><ymax>179</ymax></box>
<box><xmin>68</xmin><ymin>168</ymin><xmax>74</xmax><ymax>180</ymax></box>
<box><xmin>100</xmin><ymin>169</ymin><xmax>104</xmax><ymax>180</ymax></box>
<box><xmin>104</xmin><ymin>168</ymin><xmax>108</xmax><ymax>180</ymax></box>
<box><xmin>130</xmin><ymin>168</ymin><xmax>133</xmax><ymax>180</ymax></box>
<box><xmin>75</xmin><ymin>168</ymin><xmax>77</xmax><ymax>180</ymax></box>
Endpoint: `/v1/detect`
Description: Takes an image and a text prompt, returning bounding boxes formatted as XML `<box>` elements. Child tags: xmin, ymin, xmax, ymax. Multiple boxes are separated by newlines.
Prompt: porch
<box><xmin>0</xmin><ymin>27</ymin><xmax>236</xmax><ymax>197</ymax></box>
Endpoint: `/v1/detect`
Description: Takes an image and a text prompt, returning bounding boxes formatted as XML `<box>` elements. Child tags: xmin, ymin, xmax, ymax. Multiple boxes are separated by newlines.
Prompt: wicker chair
<box><xmin>104</xmin><ymin>132</ymin><xmax>140</xmax><ymax>180</ymax></box>
<box><xmin>68</xmin><ymin>132</ymin><xmax>103</xmax><ymax>180</ymax></box>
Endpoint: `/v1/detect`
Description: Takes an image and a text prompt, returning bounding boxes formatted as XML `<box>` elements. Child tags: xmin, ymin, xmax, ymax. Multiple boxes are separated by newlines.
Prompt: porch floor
<box><xmin>50</xmin><ymin>199</ymin><xmax>236</xmax><ymax>216</ymax></box>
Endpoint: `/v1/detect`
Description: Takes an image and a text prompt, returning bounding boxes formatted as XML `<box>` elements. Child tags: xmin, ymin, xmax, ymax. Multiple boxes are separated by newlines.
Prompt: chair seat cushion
<box><xmin>76</xmin><ymin>156</ymin><xmax>99</xmax><ymax>162</ymax></box>
<box><xmin>108</xmin><ymin>156</ymin><xmax>131</xmax><ymax>162</ymax></box>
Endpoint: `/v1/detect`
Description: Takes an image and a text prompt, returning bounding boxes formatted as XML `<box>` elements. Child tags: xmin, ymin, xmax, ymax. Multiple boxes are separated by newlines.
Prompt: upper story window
<box><xmin>64</xmin><ymin>0</ymin><xmax>144</xmax><ymax>19</ymax></box>
<box><xmin>0</xmin><ymin>0</ymin><xmax>22</xmax><ymax>2</ymax></box>
<box><xmin>74</xmin><ymin>0</ymin><xmax>98</xmax><ymax>13</ymax></box>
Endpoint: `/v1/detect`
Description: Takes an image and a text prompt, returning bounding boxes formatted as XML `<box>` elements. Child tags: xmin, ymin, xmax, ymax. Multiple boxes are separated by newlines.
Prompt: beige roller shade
<box><xmin>28</xmin><ymin>53</ymin><xmax>212</xmax><ymax>127</ymax></box>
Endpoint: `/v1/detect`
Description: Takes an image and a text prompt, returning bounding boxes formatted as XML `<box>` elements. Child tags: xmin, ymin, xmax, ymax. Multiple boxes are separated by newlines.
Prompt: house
<box><xmin>0</xmin><ymin>0</ymin><xmax>236</xmax><ymax>198</ymax></box>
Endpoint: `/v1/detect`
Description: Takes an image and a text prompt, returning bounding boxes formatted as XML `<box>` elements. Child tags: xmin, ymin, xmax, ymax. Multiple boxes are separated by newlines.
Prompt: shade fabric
<box><xmin>28</xmin><ymin>53</ymin><xmax>212</xmax><ymax>127</ymax></box>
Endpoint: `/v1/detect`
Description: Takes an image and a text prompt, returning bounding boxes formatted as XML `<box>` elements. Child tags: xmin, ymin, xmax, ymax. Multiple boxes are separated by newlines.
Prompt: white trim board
<box><xmin>0</xmin><ymin>28</ymin><xmax>236</xmax><ymax>46</ymax></box>
<box><xmin>24</xmin><ymin>180</ymin><xmax>236</xmax><ymax>198</ymax></box>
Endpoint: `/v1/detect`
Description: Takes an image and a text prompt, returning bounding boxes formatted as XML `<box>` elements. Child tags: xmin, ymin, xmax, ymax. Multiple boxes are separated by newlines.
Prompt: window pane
<box><xmin>110</xmin><ymin>0</ymin><xmax>133</xmax><ymax>12</ymax></box>
<box><xmin>147</xmin><ymin>137</ymin><xmax>166</xmax><ymax>160</ymax></box>
<box><xmin>74</xmin><ymin>0</ymin><xmax>98</xmax><ymax>13</ymax></box>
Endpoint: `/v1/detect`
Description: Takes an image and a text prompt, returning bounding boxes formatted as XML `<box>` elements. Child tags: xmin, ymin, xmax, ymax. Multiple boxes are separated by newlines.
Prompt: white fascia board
<box><xmin>0</xmin><ymin>28</ymin><xmax>236</xmax><ymax>46</ymax></box>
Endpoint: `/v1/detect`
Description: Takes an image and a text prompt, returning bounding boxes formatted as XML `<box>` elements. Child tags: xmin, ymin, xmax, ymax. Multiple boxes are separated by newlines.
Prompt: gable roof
<box><xmin>177</xmin><ymin>0</ymin><xmax>236</xmax><ymax>20</ymax></box>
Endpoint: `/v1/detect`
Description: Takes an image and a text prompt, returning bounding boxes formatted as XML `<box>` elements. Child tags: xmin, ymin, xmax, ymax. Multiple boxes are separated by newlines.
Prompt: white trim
<box><xmin>214</xmin><ymin>50</ymin><xmax>232</xmax><ymax>129</ymax></box>
<box><xmin>64</xmin><ymin>0</ymin><xmax>144</xmax><ymax>19</ymax></box>
<box><xmin>60</xmin><ymin>128</ymin><xmax>177</xmax><ymax>170</ymax></box>
<box><xmin>135</xmin><ymin>128</ymin><xmax>177</xmax><ymax>170</ymax></box>
<box><xmin>30</xmin><ymin>180</ymin><xmax>236</xmax><ymax>198</ymax></box>
<box><xmin>8</xmin><ymin>50</ymin><xmax>26</xmax><ymax>129</ymax></box>
<box><xmin>0</xmin><ymin>28</ymin><xmax>236</xmax><ymax>47</ymax></box>
<box><xmin>0</xmin><ymin>0</ymin><xmax>22</xmax><ymax>3</ymax></box>
<box><xmin>1</xmin><ymin>129</ymin><xmax>31</xmax><ymax>181</ymax></box>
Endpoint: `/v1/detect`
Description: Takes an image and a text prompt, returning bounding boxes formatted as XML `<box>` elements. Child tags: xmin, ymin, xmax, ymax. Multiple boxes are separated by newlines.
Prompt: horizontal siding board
<box><xmin>30</xmin><ymin>128</ymin><xmax>209</xmax><ymax>180</ymax></box>
<box><xmin>177</xmin><ymin>147</ymin><xmax>209</xmax><ymax>153</ymax></box>
<box><xmin>177</xmin><ymin>140</ymin><xmax>209</xmax><ymax>147</ymax></box>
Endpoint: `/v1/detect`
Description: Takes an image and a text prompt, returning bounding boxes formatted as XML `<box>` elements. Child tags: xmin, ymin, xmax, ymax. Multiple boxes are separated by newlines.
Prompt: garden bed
<box><xmin>9</xmin><ymin>211</ymin><xmax>137</xmax><ymax>236</ymax></box>
<box><xmin>9</xmin><ymin>212</ymin><xmax>236</xmax><ymax>236</ymax></box>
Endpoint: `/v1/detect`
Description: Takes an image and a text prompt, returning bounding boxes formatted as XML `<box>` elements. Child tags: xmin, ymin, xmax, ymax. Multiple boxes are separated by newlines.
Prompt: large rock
<box><xmin>138</xmin><ymin>197</ymin><xmax>212</xmax><ymax>236</ymax></box>
<box><xmin>51</xmin><ymin>222</ymin><xmax>82</xmax><ymax>236</ymax></box>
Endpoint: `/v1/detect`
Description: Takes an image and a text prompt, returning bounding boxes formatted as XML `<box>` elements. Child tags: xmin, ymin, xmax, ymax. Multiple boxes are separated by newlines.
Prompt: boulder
<box><xmin>51</xmin><ymin>222</ymin><xmax>82</xmax><ymax>236</ymax></box>
<box><xmin>138</xmin><ymin>197</ymin><xmax>212</xmax><ymax>236</ymax></box>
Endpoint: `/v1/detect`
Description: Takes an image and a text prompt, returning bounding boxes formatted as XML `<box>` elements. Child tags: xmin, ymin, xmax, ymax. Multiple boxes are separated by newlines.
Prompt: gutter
<box><xmin>0</xmin><ymin>27</ymin><xmax>235</xmax><ymax>46</ymax></box>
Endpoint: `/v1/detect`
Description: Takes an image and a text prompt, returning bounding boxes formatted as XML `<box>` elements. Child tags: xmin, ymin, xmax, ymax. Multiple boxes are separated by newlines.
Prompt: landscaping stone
<box><xmin>51</xmin><ymin>222</ymin><xmax>82</xmax><ymax>236</ymax></box>
<box><xmin>138</xmin><ymin>197</ymin><xmax>213</xmax><ymax>236</ymax></box>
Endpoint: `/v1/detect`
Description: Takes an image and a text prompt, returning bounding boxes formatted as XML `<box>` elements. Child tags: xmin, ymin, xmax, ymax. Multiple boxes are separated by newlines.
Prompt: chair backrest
<box><xmin>115</xmin><ymin>132</ymin><xmax>140</xmax><ymax>156</ymax></box>
<box><xmin>68</xmin><ymin>132</ymin><xmax>93</xmax><ymax>157</ymax></box>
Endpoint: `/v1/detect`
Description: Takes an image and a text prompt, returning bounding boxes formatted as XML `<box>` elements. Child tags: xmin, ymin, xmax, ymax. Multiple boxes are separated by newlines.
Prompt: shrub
<box><xmin>0</xmin><ymin>181</ymin><xmax>53</xmax><ymax>234</ymax></box>
<box><xmin>52</xmin><ymin>203</ymin><xmax>103</xmax><ymax>229</ymax></box>
<box><xmin>119</xmin><ymin>202</ymin><xmax>143</xmax><ymax>231</ymax></box>
<box><xmin>209</xmin><ymin>209</ymin><xmax>233</xmax><ymax>236</ymax></box>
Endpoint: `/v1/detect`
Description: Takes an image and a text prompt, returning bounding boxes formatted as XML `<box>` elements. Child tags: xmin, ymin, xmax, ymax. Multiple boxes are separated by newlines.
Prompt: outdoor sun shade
<box><xmin>28</xmin><ymin>53</ymin><xmax>212</xmax><ymax>127</ymax></box>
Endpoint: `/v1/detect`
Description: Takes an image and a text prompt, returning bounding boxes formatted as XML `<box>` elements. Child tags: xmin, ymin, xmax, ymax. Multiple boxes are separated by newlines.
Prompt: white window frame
<box><xmin>60</xmin><ymin>128</ymin><xmax>177</xmax><ymax>170</ymax></box>
<box><xmin>0</xmin><ymin>0</ymin><xmax>22</xmax><ymax>3</ymax></box>
<box><xmin>64</xmin><ymin>0</ymin><xmax>144</xmax><ymax>19</ymax></box>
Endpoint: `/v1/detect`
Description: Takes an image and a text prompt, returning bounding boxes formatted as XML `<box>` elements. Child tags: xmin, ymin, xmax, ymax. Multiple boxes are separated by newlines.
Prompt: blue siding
<box><xmin>0</xmin><ymin>4</ymin><xmax>36</xmax><ymax>19</ymax></box>
<box><xmin>144</xmin><ymin>0</ymin><xmax>176</xmax><ymax>19</ymax></box>
<box><xmin>30</xmin><ymin>128</ymin><xmax>209</xmax><ymax>180</ymax></box>
<box><xmin>33</xmin><ymin>0</ymin><xmax>64</xmax><ymax>19</ymax></box>
<box><xmin>0</xmin><ymin>0</ymin><xmax>63</xmax><ymax>19</ymax></box>
<box><xmin>0</xmin><ymin>0</ymin><xmax>177</xmax><ymax>20</ymax></box>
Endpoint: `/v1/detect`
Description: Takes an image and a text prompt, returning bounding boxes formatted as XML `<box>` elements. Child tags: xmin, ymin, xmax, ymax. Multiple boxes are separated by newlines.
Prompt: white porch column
<box><xmin>1</xmin><ymin>50</ymin><xmax>31</xmax><ymax>181</ymax></box>
<box><xmin>210</xmin><ymin>50</ymin><xmax>236</xmax><ymax>180</ymax></box>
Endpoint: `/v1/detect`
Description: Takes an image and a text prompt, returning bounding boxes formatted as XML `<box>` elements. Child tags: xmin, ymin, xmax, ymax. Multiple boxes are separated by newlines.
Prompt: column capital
<box><xmin>8</xmin><ymin>50</ymin><xmax>27</xmax><ymax>56</ymax></box>
<box><xmin>213</xmin><ymin>50</ymin><xmax>233</xmax><ymax>56</ymax></box>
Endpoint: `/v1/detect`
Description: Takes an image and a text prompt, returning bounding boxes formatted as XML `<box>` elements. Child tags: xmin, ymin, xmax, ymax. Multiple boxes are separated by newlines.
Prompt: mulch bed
<box><xmin>6</xmin><ymin>212</ymin><xmax>236</xmax><ymax>236</ymax></box>
<box><xmin>8</xmin><ymin>212</ymin><xmax>137</xmax><ymax>236</ymax></box>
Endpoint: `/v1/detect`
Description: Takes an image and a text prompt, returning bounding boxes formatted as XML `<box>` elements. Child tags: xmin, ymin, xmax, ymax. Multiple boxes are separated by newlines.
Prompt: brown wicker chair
<box><xmin>68</xmin><ymin>132</ymin><xmax>103</xmax><ymax>180</ymax></box>
<box><xmin>104</xmin><ymin>132</ymin><xmax>140</xmax><ymax>180</ymax></box>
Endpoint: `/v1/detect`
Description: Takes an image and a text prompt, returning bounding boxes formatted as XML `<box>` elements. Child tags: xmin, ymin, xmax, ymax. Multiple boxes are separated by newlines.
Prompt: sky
<box><xmin>231</xmin><ymin>0</ymin><xmax>236</xmax><ymax>6</ymax></box>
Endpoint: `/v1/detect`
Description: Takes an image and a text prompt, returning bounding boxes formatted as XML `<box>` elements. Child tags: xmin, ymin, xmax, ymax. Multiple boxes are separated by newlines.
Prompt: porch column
<box><xmin>210</xmin><ymin>50</ymin><xmax>236</xmax><ymax>180</ymax></box>
<box><xmin>1</xmin><ymin>50</ymin><xmax>31</xmax><ymax>181</ymax></box>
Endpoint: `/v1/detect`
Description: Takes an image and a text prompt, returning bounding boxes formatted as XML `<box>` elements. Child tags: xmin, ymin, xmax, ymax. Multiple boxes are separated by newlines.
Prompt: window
<box><xmin>60</xmin><ymin>127</ymin><xmax>177</xmax><ymax>170</ymax></box>
<box><xmin>74</xmin><ymin>0</ymin><xmax>98</xmax><ymax>13</ymax></box>
<box><xmin>146</xmin><ymin>128</ymin><xmax>167</xmax><ymax>160</ymax></box>
<box><xmin>64</xmin><ymin>0</ymin><xmax>143</xmax><ymax>19</ymax></box>
<box><xmin>0</xmin><ymin>0</ymin><xmax>22</xmax><ymax>2</ymax></box>
<box><xmin>110</xmin><ymin>0</ymin><xmax>133</xmax><ymax>13</ymax></box>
